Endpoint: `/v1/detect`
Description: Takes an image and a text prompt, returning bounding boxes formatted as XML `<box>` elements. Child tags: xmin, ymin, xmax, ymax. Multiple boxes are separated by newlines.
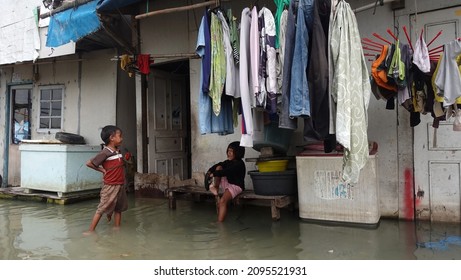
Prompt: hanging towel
<box><xmin>274</xmin><ymin>0</ymin><xmax>290</xmax><ymax>49</ymax></box>
<box><xmin>209</xmin><ymin>12</ymin><xmax>226</xmax><ymax>116</ymax></box>
<box><xmin>137</xmin><ymin>54</ymin><xmax>151</xmax><ymax>75</ymax></box>
<box><xmin>434</xmin><ymin>40</ymin><xmax>461</xmax><ymax>107</ymax></box>
<box><xmin>217</xmin><ymin>10</ymin><xmax>235</xmax><ymax>97</ymax></box>
<box><xmin>329</xmin><ymin>0</ymin><xmax>371</xmax><ymax>184</ymax></box>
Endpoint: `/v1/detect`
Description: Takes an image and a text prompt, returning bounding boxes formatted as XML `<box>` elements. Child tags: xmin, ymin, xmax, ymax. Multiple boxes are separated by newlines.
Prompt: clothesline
<box><xmin>135</xmin><ymin>0</ymin><xmax>230</xmax><ymax>20</ymax></box>
<box><xmin>110</xmin><ymin>53</ymin><xmax>199</xmax><ymax>61</ymax></box>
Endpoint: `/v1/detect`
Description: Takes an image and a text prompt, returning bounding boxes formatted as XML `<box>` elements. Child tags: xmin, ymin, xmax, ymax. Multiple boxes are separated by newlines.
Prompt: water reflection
<box><xmin>0</xmin><ymin>194</ymin><xmax>460</xmax><ymax>260</ymax></box>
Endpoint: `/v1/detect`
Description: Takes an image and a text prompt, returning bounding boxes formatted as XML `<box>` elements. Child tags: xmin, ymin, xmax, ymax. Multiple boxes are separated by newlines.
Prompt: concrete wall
<box><xmin>28</xmin><ymin>50</ymin><xmax>118</xmax><ymax>144</ymax></box>
<box><xmin>0</xmin><ymin>68</ymin><xmax>9</xmax><ymax>180</ymax></box>
<box><xmin>353</xmin><ymin>1</ymin><xmax>401</xmax><ymax>218</ymax></box>
<box><xmin>116</xmin><ymin>58</ymin><xmax>137</xmax><ymax>156</ymax></box>
<box><xmin>0</xmin><ymin>49</ymin><xmax>134</xmax><ymax>186</ymax></box>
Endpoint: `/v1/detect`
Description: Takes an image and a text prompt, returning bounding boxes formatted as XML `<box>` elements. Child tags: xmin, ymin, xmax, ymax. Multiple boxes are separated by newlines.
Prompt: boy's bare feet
<box><xmin>82</xmin><ymin>230</ymin><xmax>95</xmax><ymax>236</ymax></box>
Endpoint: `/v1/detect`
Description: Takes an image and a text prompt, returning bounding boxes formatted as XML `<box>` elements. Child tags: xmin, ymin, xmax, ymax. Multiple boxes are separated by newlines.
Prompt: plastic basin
<box><xmin>256</xmin><ymin>159</ymin><xmax>289</xmax><ymax>172</ymax></box>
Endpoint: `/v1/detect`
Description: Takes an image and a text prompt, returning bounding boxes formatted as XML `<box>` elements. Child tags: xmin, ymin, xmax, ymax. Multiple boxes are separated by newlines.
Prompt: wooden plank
<box><xmin>274</xmin><ymin>196</ymin><xmax>295</xmax><ymax>208</ymax></box>
<box><xmin>168</xmin><ymin>190</ymin><xmax>176</xmax><ymax>209</ymax></box>
<box><xmin>271</xmin><ymin>200</ymin><xmax>280</xmax><ymax>221</ymax></box>
<box><xmin>166</xmin><ymin>186</ymin><xmax>296</xmax><ymax>220</ymax></box>
<box><xmin>135</xmin><ymin>0</ymin><xmax>230</xmax><ymax>20</ymax></box>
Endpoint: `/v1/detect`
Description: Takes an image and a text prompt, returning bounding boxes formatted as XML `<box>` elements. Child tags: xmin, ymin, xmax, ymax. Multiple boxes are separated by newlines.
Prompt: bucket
<box><xmin>249</xmin><ymin>169</ymin><xmax>297</xmax><ymax>196</ymax></box>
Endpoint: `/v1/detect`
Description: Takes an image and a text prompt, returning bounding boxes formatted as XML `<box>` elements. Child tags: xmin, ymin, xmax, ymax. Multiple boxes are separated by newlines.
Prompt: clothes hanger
<box><xmin>372</xmin><ymin>32</ymin><xmax>393</xmax><ymax>45</ymax></box>
<box><xmin>427</xmin><ymin>30</ymin><xmax>442</xmax><ymax>47</ymax></box>
<box><xmin>362</xmin><ymin>38</ymin><xmax>384</xmax><ymax>48</ymax></box>
<box><xmin>386</xmin><ymin>29</ymin><xmax>398</xmax><ymax>41</ymax></box>
<box><xmin>362</xmin><ymin>45</ymin><xmax>382</xmax><ymax>53</ymax></box>
<box><xmin>362</xmin><ymin>40</ymin><xmax>383</xmax><ymax>50</ymax></box>
<box><xmin>429</xmin><ymin>45</ymin><xmax>443</xmax><ymax>54</ymax></box>
<box><xmin>402</xmin><ymin>26</ymin><xmax>413</xmax><ymax>51</ymax></box>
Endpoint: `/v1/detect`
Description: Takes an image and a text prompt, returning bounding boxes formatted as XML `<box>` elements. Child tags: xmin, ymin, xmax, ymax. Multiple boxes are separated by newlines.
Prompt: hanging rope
<box><xmin>414</xmin><ymin>0</ymin><xmax>419</xmax><ymax>40</ymax></box>
<box><xmin>373</xmin><ymin>0</ymin><xmax>384</xmax><ymax>15</ymax></box>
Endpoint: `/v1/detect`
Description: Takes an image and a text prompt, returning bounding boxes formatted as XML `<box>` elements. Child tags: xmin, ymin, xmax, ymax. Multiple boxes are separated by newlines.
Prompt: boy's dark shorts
<box><xmin>96</xmin><ymin>184</ymin><xmax>128</xmax><ymax>215</ymax></box>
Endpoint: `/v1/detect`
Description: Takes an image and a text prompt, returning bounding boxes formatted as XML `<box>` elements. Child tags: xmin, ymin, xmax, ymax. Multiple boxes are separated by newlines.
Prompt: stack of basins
<box><xmin>248</xmin><ymin>121</ymin><xmax>297</xmax><ymax>196</ymax></box>
<box><xmin>249</xmin><ymin>157</ymin><xmax>297</xmax><ymax>196</ymax></box>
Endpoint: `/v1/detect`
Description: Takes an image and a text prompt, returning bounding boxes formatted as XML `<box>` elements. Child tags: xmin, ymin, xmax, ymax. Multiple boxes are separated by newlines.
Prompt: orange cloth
<box><xmin>371</xmin><ymin>45</ymin><xmax>398</xmax><ymax>92</ymax></box>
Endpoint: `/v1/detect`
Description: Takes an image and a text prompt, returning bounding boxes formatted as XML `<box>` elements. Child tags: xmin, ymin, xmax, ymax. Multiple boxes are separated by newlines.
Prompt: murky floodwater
<box><xmin>0</xmin><ymin>194</ymin><xmax>460</xmax><ymax>260</ymax></box>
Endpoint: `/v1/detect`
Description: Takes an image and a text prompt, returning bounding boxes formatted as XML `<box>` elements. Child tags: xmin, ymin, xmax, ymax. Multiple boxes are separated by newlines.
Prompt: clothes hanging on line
<box><xmin>196</xmin><ymin>10</ymin><xmax>234</xmax><ymax>136</ymax></box>
<box><xmin>329</xmin><ymin>0</ymin><xmax>371</xmax><ymax>184</ymax></box>
<box><xmin>369</xmin><ymin>37</ymin><xmax>461</xmax><ymax>132</ymax></box>
<box><xmin>119</xmin><ymin>54</ymin><xmax>153</xmax><ymax>76</ymax></box>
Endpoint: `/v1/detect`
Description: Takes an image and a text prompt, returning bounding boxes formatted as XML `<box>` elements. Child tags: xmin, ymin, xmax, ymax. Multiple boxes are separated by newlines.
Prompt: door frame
<box><xmin>3</xmin><ymin>83</ymin><xmax>33</xmax><ymax>187</ymax></box>
<box><xmin>148</xmin><ymin>60</ymin><xmax>191</xmax><ymax>179</ymax></box>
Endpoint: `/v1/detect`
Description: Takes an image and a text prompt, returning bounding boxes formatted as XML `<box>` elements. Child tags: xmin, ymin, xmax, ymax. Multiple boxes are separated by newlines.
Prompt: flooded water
<box><xmin>0</xmin><ymin>194</ymin><xmax>460</xmax><ymax>260</ymax></box>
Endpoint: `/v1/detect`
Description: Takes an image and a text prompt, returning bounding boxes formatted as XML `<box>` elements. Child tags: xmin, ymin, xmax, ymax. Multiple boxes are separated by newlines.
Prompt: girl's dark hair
<box><xmin>100</xmin><ymin>125</ymin><xmax>121</xmax><ymax>145</ymax></box>
<box><xmin>227</xmin><ymin>141</ymin><xmax>245</xmax><ymax>160</ymax></box>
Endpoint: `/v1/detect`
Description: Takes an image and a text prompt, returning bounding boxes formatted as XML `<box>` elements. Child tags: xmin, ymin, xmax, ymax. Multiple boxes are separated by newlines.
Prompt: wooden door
<box><xmin>412</xmin><ymin>6</ymin><xmax>461</xmax><ymax>222</ymax></box>
<box><xmin>8</xmin><ymin>85</ymin><xmax>32</xmax><ymax>187</ymax></box>
<box><xmin>147</xmin><ymin>69</ymin><xmax>189</xmax><ymax>180</ymax></box>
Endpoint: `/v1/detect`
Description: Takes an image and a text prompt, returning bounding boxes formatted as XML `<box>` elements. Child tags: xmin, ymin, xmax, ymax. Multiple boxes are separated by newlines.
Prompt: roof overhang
<box><xmin>46</xmin><ymin>0</ymin><xmax>101</xmax><ymax>48</ymax></box>
<box><xmin>45</xmin><ymin>0</ymin><xmax>143</xmax><ymax>52</ymax></box>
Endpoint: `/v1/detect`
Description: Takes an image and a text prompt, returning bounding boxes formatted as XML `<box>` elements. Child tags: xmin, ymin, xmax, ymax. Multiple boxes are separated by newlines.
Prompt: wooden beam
<box><xmin>135</xmin><ymin>0</ymin><xmax>227</xmax><ymax>20</ymax></box>
<box><xmin>40</xmin><ymin>0</ymin><xmax>94</xmax><ymax>19</ymax></box>
<box><xmin>100</xmin><ymin>19</ymin><xmax>137</xmax><ymax>55</ymax></box>
<box><xmin>151</xmin><ymin>53</ymin><xmax>199</xmax><ymax>59</ymax></box>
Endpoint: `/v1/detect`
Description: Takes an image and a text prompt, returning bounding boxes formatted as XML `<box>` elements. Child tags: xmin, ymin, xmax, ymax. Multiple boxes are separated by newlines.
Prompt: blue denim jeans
<box><xmin>199</xmin><ymin>67</ymin><xmax>234</xmax><ymax>135</ymax></box>
<box><xmin>279</xmin><ymin>0</ymin><xmax>298</xmax><ymax>130</ymax></box>
<box><xmin>289</xmin><ymin>0</ymin><xmax>314</xmax><ymax>118</ymax></box>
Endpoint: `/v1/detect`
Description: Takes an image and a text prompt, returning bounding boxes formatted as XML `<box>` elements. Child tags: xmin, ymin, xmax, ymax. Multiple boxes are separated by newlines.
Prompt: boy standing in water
<box><xmin>85</xmin><ymin>125</ymin><xmax>128</xmax><ymax>233</ymax></box>
<box><xmin>206</xmin><ymin>141</ymin><xmax>246</xmax><ymax>222</ymax></box>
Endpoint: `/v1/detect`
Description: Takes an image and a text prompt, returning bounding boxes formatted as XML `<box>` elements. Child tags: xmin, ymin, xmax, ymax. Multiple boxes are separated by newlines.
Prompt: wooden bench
<box><xmin>166</xmin><ymin>185</ymin><xmax>296</xmax><ymax>221</ymax></box>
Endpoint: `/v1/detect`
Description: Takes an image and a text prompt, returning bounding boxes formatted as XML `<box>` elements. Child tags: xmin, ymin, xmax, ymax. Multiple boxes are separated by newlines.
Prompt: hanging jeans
<box><xmin>279</xmin><ymin>0</ymin><xmax>298</xmax><ymax>130</ymax></box>
<box><xmin>289</xmin><ymin>0</ymin><xmax>314</xmax><ymax>118</ymax></box>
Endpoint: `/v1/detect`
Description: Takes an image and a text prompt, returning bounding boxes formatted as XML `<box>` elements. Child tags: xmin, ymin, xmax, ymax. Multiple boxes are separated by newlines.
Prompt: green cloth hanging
<box><xmin>274</xmin><ymin>0</ymin><xmax>290</xmax><ymax>49</ymax></box>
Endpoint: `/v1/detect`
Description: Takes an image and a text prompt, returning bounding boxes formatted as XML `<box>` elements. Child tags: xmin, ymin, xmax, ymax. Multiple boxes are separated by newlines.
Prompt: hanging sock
<box><xmin>410</xmin><ymin>111</ymin><xmax>421</xmax><ymax>127</ymax></box>
<box><xmin>386</xmin><ymin>97</ymin><xmax>395</xmax><ymax>110</ymax></box>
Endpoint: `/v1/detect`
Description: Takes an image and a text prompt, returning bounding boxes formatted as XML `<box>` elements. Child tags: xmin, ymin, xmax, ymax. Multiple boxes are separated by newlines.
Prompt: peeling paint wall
<box><xmin>0</xmin><ymin>0</ymin><xmax>42</xmax><ymax>64</ymax></box>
